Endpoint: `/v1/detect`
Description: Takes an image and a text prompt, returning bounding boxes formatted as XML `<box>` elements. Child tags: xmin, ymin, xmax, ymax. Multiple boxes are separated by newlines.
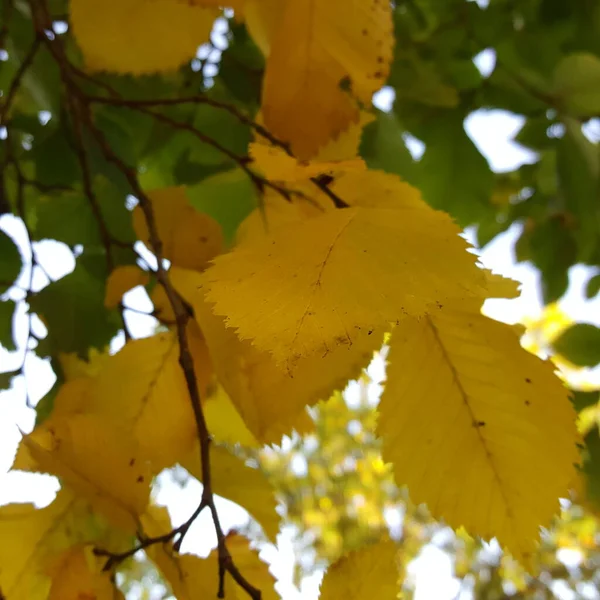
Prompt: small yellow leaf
<box><xmin>59</xmin><ymin>347</ymin><xmax>110</xmax><ymax>380</ymax></box>
<box><xmin>71</xmin><ymin>0</ymin><xmax>218</xmax><ymax>74</ymax></box>
<box><xmin>47</xmin><ymin>545</ymin><xmax>121</xmax><ymax>600</ymax></box>
<box><xmin>20</xmin><ymin>414</ymin><xmax>151</xmax><ymax>532</ymax></box>
<box><xmin>133</xmin><ymin>186</ymin><xmax>223</xmax><ymax>272</ymax></box>
<box><xmin>249</xmin><ymin>143</ymin><xmax>365</xmax><ymax>182</ymax></box>
<box><xmin>90</xmin><ymin>331</ymin><xmax>199</xmax><ymax>472</ymax></box>
<box><xmin>182</xmin><ymin>445</ymin><xmax>280</xmax><ymax>541</ymax></box>
<box><xmin>204</xmin><ymin>193</ymin><xmax>483</xmax><ymax>368</ymax></box>
<box><xmin>483</xmin><ymin>270</ymin><xmax>521</xmax><ymax>300</ymax></box>
<box><xmin>104</xmin><ymin>265</ymin><xmax>150</xmax><ymax>309</ymax></box>
<box><xmin>194</xmin><ymin>288</ymin><xmax>381</xmax><ymax>442</ymax></box>
<box><xmin>378</xmin><ymin>308</ymin><xmax>580</xmax><ymax>562</ymax></box>
<box><xmin>0</xmin><ymin>490</ymin><xmax>125</xmax><ymax>600</ymax></box>
<box><xmin>320</xmin><ymin>538</ymin><xmax>398</xmax><ymax>599</ymax></box>
<box><xmin>204</xmin><ymin>385</ymin><xmax>261</xmax><ymax>448</ymax></box>
<box><xmin>315</xmin><ymin>111</ymin><xmax>376</xmax><ymax>162</ymax></box>
<box><xmin>261</xmin><ymin>0</ymin><xmax>394</xmax><ymax>158</ymax></box>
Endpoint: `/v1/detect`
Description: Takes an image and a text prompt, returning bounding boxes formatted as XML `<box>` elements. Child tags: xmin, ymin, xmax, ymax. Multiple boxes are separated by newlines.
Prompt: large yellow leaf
<box><xmin>133</xmin><ymin>186</ymin><xmax>223</xmax><ymax>272</ymax></box>
<box><xmin>243</xmin><ymin>0</ymin><xmax>281</xmax><ymax>56</ymax></box>
<box><xmin>104</xmin><ymin>265</ymin><xmax>150</xmax><ymax>309</ymax></box>
<box><xmin>378</xmin><ymin>308</ymin><xmax>580</xmax><ymax>562</ymax></box>
<box><xmin>47</xmin><ymin>545</ymin><xmax>122</xmax><ymax>600</ymax></box>
<box><xmin>182</xmin><ymin>444</ymin><xmax>280</xmax><ymax>541</ymax></box>
<box><xmin>194</xmin><ymin>287</ymin><xmax>381</xmax><ymax>442</ymax></box>
<box><xmin>203</xmin><ymin>198</ymin><xmax>483</xmax><ymax>368</ymax></box>
<box><xmin>319</xmin><ymin>539</ymin><xmax>398</xmax><ymax>599</ymax></box>
<box><xmin>90</xmin><ymin>331</ymin><xmax>199</xmax><ymax>472</ymax></box>
<box><xmin>0</xmin><ymin>490</ymin><xmax>121</xmax><ymax>600</ymax></box>
<box><xmin>261</xmin><ymin>0</ymin><xmax>393</xmax><ymax>158</ymax></box>
<box><xmin>19</xmin><ymin>414</ymin><xmax>151</xmax><ymax>532</ymax></box>
<box><xmin>142</xmin><ymin>507</ymin><xmax>278</xmax><ymax>600</ymax></box>
<box><xmin>71</xmin><ymin>0</ymin><xmax>218</xmax><ymax>74</ymax></box>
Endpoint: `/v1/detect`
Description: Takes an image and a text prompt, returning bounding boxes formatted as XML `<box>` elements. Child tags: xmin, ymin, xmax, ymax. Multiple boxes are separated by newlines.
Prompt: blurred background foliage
<box><xmin>3</xmin><ymin>0</ymin><xmax>600</xmax><ymax>597</ymax></box>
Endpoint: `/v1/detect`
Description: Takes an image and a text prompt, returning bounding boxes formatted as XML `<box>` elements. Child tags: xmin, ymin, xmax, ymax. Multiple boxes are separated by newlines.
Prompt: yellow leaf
<box><xmin>378</xmin><ymin>308</ymin><xmax>580</xmax><ymax>562</ymax></box>
<box><xmin>90</xmin><ymin>331</ymin><xmax>198</xmax><ymax>472</ymax></box>
<box><xmin>203</xmin><ymin>190</ymin><xmax>483</xmax><ymax>368</ymax></box>
<box><xmin>261</xmin><ymin>0</ymin><xmax>394</xmax><ymax>158</ymax></box>
<box><xmin>193</xmin><ymin>288</ymin><xmax>381</xmax><ymax>442</ymax></box>
<box><xmin>319</xmin><ymin>539</ymin><xmax>398</xmax><ymax>599</ymax></box>
<box><xmin>249</xmin><ymin>143</ymin><xmax>365</xmax><ymax>182</ymax></box>
<box><xmin>182</xmin><ymin>445</ymin><xmax>280</xmax><ymax>541</ymax></box>
<box><xmin>19</xmin><ymin>414</ymin><xmax>151</xmax><ymax>532</ymax></box>
<box><xmin>483</xmin><ymin>270</ymin><xmax>521</xmax><ymax>300</ymax></box>
<box><xmin>204</xmin><ymin>385</ymin><xmax>261</xmax><ymax>448</ymax></box>
<box><xmin>315</xmin><ymin>111</ymin><xmax>377</xmax><ymax>162</ymax></box>
<box><xmin>0</xmin><ymin>489</ymin><xmax>123</xmax><ymax>600</ymax></box>
<box><xmin>104</xmin><ymin>266</ymin><xmax>150</xmax><ymax>309</ymax></box>
<box><xmin>142</xmin><ymin>508</ymin><xmax>278</xmax><ymax>600</ymax></box>
<box><xmin>59</xmin><ymin>347</ymin><xmax>110</xmax><ymax>380</ymax></box>
<box><xmin>47</xmin><ymin>545</ymin><xmax>121</xmax><ymax>600</ymax></box>
<box><xmin>70</xmin><ymin>0</ymin><xmax>218</xmax><ymax>74</ymax></box>
<box><xmin>133</xmin><ymin>186</ymin><xmax>223</xmax><ymax>272</ymax></box>
<box><xmin>244</xmin><ymin>0</ymin><xmax>281</xmax><ymax>56</ymax></box>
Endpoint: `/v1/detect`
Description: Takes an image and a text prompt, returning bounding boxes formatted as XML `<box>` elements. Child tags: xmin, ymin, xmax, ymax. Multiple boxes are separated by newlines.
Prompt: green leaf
<box><xmin>553</xmin><ymin>323</ymin><xmax>600</xmax><ymax>367</ymax></box>
<box><xmin>31</xmin><ymin>127</ymin><xmax>80</xmax><ymax>188</ymax></box>
<box><xmin>30</xmin><ymin>259</ymin><xmax>121</xmax><ymax>357</ymax></box>
<box><xmin>582</xmin><ymin>427</ymin><xmax>600</xmax><ymax>509</ymax></box>
<box><xmin>415</xmin><ymin>114</ymin><xmax>494</xmax><ymax>226</ymax></box>
<box><xmin>0</xmin><ymin>229</ymin><xmax>23</xmax><ymax>293</ymax></box>
<box><xmin>186</xmin><ymin>168</ymin><xmax>258</xmax><ymax>245</ymax></box>
<box><xmin>33</xmin><ymin>176</ymin><xmax>135</xmax><ymax>251</ymax></box>
<box><xmin>359</xmin><ymin>110</ymin><xmax>415</xmax><ymax>183</ymax></box>
<box><xmin>571</xmin><ymin>390</ymin><xmax>600</xmax><ymax>412</ymax></box>
<box><xmin>554</xmin><ymin>53</ymin><xmax>600</xmax><ymax>117</ymax></box>
<box><xmin>586</xmin><ymin>274</ymin><xmax>600</xmax><ymax>299</ymax></box>
<box><xmin>0</xmin><ymin>369</ymin><xmax>18</xmax><ymax>392</ymax></box>
<box><xmin>557</xmin><ymin>123</ymin><xmax>600</xmax><ymax>262</ymax></box>
<box><xmin>0</xmin><ymin>300</ymin><xmax>17</xmax><ymax>352</ymax></box>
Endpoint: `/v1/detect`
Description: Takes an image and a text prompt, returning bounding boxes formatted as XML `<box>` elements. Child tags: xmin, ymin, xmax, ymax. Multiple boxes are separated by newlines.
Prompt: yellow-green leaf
<box><xmin>0</xmin><ymin>490</ymin><xmax>123</xmax><ymax>600</ymax></box>
<box><xmin>47</xmin><ymin>545</ymin><xmax>123</xmax><ymax>600</ymax></box>
<box><xmin>378</xmin><ymin>308</ymin><xmax>580</xmax><ymax>562</ymax></box>
<box><xmin>320</xmin><ymin>538</ymin><xmax>399</xmax><ymax>599</ymax></box>
<box><xmin>71</xmin><ymin>0</ymin><xmax>218</xmax><ymax>74</ymax></box>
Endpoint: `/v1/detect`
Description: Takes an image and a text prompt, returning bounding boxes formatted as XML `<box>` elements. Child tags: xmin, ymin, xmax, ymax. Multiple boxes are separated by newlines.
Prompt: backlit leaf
<box><xmin>90</xmin><ymin>331</ymin><xmax>200</xmax><ymax>471</ymax></box>
<box><xmin>0</xmin><ymin>490</ymin><xmax>110</xmax><ymax>600</ymax></box>
<box><xmin>133</xmin><ymin>186</ymin><xmax>223</xmax><ymax>272</ymax></box>
<box><xmin>261</xmin><ymin>0</ymin><xmax>393</xmax><ymax>158</ymax></box>
<box><xmin>104</xmin><ymin>265</ymin><xmax>150</xmax><ymax>309</ymax></box>
<box><xmin>379</xmin><ymin>307</ymin><xmax>579</xmax><ymax>561</ymax></box>
<box><xmin>19</xmin><ymin>414</ymin><xmax>151</xmax><ymax>532</ymax></box>
<box><xmin>204</xmin><ymin>173</ymin><xmax>484</xmax><ymax>368</ymax></box>
<box><xmin>70</xmin><ymin>0</ymin><xmax>218</xmax><ymax>74</ymax></box>
<box><xmin>320</xmin><ymin>538</ymin><xmax>398</xmax><ymax>600</ymax></box>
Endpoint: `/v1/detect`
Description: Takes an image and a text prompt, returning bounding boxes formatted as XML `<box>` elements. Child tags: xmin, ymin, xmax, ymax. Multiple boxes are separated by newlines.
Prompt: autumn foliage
<box><xmin>2</xmin><ymin>0</ymin><xmax>600</xmax><ymax>598</ymax></box>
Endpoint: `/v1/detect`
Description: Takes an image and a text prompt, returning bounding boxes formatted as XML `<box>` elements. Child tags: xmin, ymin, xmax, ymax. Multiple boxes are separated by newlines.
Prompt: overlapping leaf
<box><xmin>17</xmin><ymin>414</ymin><xmax>151</xmax><ymax>532</ymax></box>
<box><xmin>378</xmin><ymin>307</ymin><xmax>580</xmax><ymax>561</ymax></box>
<box><xmin>71</xmin><ymin>0</ymin><xmax>218</xmax><ymax>74</ymax></box>
<box><xmin>319</xmin><ymin>539</ymin><xmax>398</xmax><ymax>599</ymax></box>
<box><xmin>259</xmin><ymin>0</ymin><xmax>393</xmax><ymax>157</ymax></box>
<box><xmin>204</xmin><ymin>172</ymin><xmax>485</xmax><ymax>368</ymax></box>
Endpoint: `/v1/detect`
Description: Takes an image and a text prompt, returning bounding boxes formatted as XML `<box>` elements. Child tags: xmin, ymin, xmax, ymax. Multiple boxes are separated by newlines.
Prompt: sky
<box><xmin>1</xmin><ymin>45</ymin><xmax>600</xmax><ymax>600</ymax></box>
